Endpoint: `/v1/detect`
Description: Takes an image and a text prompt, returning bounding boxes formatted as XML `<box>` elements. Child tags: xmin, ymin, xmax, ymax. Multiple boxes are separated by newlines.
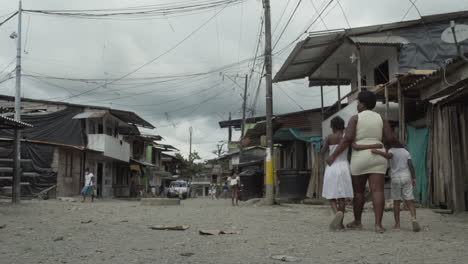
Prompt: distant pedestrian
<box><xmin>81</xmin><ymin>168</ymin><xmax>95</xmax><ymax>203</ymax></box>
<box><xmin>321</xmin><ymin>116</ymin><xmax>354</xmax><ymax>231</ymax></box>
<box><xmin>369</xmin><ymin>139</ymin><xmax>421</xmax><ymax>232</ymax></box>
<box><xmin>227</xmin><ymin>168</ymin><xmax>240</xmax><ymax>206</ymax></box>
<box><xmin>210</xmin><ymin>184</ymin><xmax>217</xmax><ymax>200</ymax></box>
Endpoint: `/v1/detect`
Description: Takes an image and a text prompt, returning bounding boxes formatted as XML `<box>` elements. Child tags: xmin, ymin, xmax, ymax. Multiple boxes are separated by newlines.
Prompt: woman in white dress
<box><xmin>321</xmin><ymin>116</ymin><xmax>354</xmax><ymax>231</ymax></box>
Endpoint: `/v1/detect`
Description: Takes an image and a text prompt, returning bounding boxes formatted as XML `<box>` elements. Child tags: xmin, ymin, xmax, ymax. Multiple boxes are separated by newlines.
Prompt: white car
<box><xmin>167</xmin><ymin>180</ymin><xmax>189</xmax><ymax>199</ymax></box>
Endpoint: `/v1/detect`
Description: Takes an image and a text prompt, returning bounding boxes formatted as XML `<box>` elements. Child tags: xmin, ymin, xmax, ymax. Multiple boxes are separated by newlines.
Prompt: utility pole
<box><xmin>241</xmin><ymin>74</ymin><xmax>248</xmax><ymax>138</ymax></box>
<box><xmin>263</xmin><ymin>0</ymin><xmax>274</xmax><ymax>205</ymax></box>
<box><xmin>240</xmin><ymin>74</ymin><xmax>248</xmax><ymax>158</ymax></box>
<box><xmin>189</xmin><ymin>126</ymin><xmax>193</xmax><ymax>163</ymax></box>
<box><xmin>228</xmin><ymin>112</ymin><xmax>232</xmax><ymax>142</ymax></box>
<box><xmin>12</xmin><ymin>0</ymin><xmax>22</xmax><ymax>204</ymax></box>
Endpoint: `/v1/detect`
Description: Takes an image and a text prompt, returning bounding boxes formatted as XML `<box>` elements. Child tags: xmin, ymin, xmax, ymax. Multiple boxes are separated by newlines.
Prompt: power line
<box><xmin>55</xmin><ymin>2</ymin><xmax>235</xmax><ymax>102</ymax></box>
<box><xmin>24</xmin><ymin>0</ymin><xmax>246</xmax><ymax>20</ymax></box>
<box><xmin>272</xmin><ymin>0</ymin><xmax>303</xmax><ymax>50</ymax></box>
<box><xmin>308</xmin><ymin>0</ymin><xmax>328</xmax><ymax>30</ymax></box>
<box><xmin>336</xmin><ymin>0</ymin><xmax>351</xmax><ymax>28</ymax></box>
<box><xmin>0</xmin><ymin>11</ymin><xmax>18</xmax><ymax>27</ymax></box>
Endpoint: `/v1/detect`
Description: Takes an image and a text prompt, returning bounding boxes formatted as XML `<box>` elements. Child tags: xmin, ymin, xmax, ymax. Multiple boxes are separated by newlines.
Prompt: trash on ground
<box><xmin>80</xmin><ymin>220</ymin><xmax>93</xmax><ymax>224</ymax></box>
<box><xmin>0</xmin><ymin>224</ymin><xmax>6</xmax><ymax>229</ymax></box>
<box><xmin>199</xmin><ymin>229</ymin><xmax>238</xmax><ymax>235</ymax></box>
<box><xmin>53</xmin><ymin>236</ymin><xmax>64</xmax><ymax>242</ymax></box>
<box><xmin>271</xmin><ymin>255</ymin><xmax>301</xmax><ymax>262</ymax></box>
<box><xmin>148</xmin><ymin>225</ymin><xmax>189</xmax><ymax>231</ymax></box>
<box><xmin>180</xmin><ymin>252</ymin><xmax>194</xmax><ymax>257</ymax></box>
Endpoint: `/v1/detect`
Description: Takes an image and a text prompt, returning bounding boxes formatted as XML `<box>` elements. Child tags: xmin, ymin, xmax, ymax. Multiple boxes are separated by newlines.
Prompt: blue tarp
<box><xmin>406</xmin><ymin>125</ymin><xmax>429</xmax><ymax>204</ymax></box>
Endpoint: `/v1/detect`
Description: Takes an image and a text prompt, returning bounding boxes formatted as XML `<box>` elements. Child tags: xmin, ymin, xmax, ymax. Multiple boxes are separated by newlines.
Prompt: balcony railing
<box><xmin>87</xmin><ymin>134</ymin><xmax>130</xmax><ymax>162</ymax></box>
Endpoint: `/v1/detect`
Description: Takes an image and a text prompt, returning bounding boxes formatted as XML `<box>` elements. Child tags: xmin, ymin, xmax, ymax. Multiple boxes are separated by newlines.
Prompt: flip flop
<box><xmin>412</xmin><ymin>220</ymin><xmax>421</xmax><ymax>232</ymax></box>
<box><xmin>346</xmin><ymin>221</ymin><xmax>363</xmax><ymax>230</ymax></box>
<box><xmin>329</xmin><ymin>211</ymin><xmax>344</xmax><ymax>231</ymax></box>
<box><xmin>375</xmin><ymin>226</ymin><xmax>386</xmax><ymax>233</ymax></box>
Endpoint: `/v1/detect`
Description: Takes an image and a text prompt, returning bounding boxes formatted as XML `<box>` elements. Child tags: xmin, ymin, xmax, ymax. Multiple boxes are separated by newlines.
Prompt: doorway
<box><xmin>97</xmin><ymin>163</ymin><xmax>103</xmax><ymax>198</ymax></box>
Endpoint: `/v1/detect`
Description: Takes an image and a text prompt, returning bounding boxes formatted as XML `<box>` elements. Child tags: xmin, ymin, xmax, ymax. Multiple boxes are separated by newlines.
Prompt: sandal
<box><xmin>375</xmin><ymin>226</ymin><xmax>386</xmax><ymax>233</ymax></box>
<box><xmin>329</xmin><ymin>211</ymin><xmax>344</xmax><ymax>231</ymax></box>
<box><xmin>346</xmin><ymin>221</ymin><xmax>363</xmax><ymax>230</ymax></box>
<box><xmin>412</xmin><ymin>220</ymin><xmax>421</xmax><ymax>232</ymax></box>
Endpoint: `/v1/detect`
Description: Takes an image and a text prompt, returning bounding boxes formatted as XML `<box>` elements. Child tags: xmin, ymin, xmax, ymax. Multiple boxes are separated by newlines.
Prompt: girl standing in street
<box><xmin>227</xmin><ymin>168</ymin><xmax>240</xmax><ymax>206</ymax></box>
<box><xmin>321</xmin><ymin>116</ymin><xmax>354</xmax><ymax>231</ymax></box>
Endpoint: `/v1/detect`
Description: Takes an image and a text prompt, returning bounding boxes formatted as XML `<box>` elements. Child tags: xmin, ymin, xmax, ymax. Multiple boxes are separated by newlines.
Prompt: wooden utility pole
<box><xmin>228</xmin><ymin>112</ymin><xmax>232</xmax><ymax>142</ymax></box>
<box><xmin>189</xmin><ymin>126</ymin><xmax>193</xmax><ymax>163</ymax></box>
<box><xmin>12</xmin><ymin>0</ymin><xmax>22</xmax><ymax>203</ymax></box>
<box><xmin>241</xmin><ymin>74</ymin><xmax>248</xmax><ymax>138</ymax></box>
<box><xmin>263</xmin><ymin>0</ymin><xmax>274</xmax><ymax>205</ymax></box>
<box><xmin>337</xmin><ymin>64</ymin><xmax>341</xmax><ymax>110</ymax></box>
<box><xmin>240</xmin><ymin>74</ymin><xmax>248</xmax><ymax>158</ymax></box>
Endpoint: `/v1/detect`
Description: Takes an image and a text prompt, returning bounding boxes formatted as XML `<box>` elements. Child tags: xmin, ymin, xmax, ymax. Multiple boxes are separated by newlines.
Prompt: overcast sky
<box><xmin>0</xmin><ymin>0</ymin><xmax>466</xmax><ymax>160</ymax></box>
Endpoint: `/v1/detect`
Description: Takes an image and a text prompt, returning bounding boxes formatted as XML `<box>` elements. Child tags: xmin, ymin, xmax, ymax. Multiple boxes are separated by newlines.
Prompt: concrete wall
<box><xmin>322</xmin><ymin>101</ymin><xmax>399</xmax><ymax>136</ymax></box>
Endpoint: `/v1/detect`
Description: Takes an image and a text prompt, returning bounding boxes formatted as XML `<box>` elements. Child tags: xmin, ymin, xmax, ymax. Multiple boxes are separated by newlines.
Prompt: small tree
<box><xmin>176</xmin><ymin>152</ymin><xmax>203</xmax><ymax>179</ymax></box>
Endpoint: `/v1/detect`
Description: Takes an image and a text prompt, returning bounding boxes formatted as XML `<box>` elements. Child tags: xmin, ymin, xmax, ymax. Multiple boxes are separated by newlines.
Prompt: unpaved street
<box><xmin>1</xmin><ymin>198</ymin><xmax>467</xmax><ymax>264</ymax></box>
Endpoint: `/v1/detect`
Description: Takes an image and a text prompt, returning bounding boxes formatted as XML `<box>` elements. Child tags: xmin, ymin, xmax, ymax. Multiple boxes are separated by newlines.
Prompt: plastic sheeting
<box><xmin>0</xmin><ymin>107</ymin><xmax>85</xmax><ymax>197</ymax></box>
<box><xmin>273</xmin><ymin>128</ymin><xmax>322</xmax><ymax>152</ymax></box>
<box><xmin>406</xmin><ymin>125</ymin><xmax>428</xmax><ymax>204</ymax></box>
<box><xmin>397</xmin><ymin>18</ymin><xmax>468</xmax><ymax>72</ymax></box>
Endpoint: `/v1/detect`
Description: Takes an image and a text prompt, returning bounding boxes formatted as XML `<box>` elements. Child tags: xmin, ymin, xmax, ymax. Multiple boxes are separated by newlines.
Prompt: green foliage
<box><xmin>175</xmin><ymin>152</ymin><xmax>203</xmax><ymax>178</ymax></box>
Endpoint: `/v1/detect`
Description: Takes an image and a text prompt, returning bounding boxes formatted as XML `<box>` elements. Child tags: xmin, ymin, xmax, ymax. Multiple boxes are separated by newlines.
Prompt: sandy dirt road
<box><xmin>0</xmin><ymin>198</ymin><xmax>467</xmax><ymax>264</ymax></box>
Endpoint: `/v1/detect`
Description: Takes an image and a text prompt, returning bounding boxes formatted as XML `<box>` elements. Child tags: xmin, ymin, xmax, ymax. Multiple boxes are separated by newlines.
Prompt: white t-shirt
<box><xmin>227</xmin><ymin>176</ymin><xmax>240</xmax><ymax>186</ymax></box>
<box><xmin>84</xmin><ymin>172</ymin><xmax>95</xmax><ymax>186</ymax></box>
<box><xmin>388</xmin><ymin>148</ymin><xmax>411</xmax><ymax>179</ymax></box>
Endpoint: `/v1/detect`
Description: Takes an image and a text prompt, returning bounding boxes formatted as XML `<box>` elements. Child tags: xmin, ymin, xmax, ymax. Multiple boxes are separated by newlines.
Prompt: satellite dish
<box><xmin>441</xmin><ymin>24</ymin><xmax>468</xmax><ymax>44</ymax></box>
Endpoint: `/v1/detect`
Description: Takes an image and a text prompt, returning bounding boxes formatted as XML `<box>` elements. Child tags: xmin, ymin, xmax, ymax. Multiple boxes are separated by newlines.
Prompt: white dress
<box><xmin>322</xmin><ymin>145</ymin><xmax>354</xmax><ymax>199</ymax></box>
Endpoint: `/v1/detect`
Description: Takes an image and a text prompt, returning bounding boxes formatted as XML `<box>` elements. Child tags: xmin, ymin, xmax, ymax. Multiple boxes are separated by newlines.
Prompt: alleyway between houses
<box><xmin>1</xmin><ymin>198</ymin><xmax>467</xmax><ymax>264</ymax></box>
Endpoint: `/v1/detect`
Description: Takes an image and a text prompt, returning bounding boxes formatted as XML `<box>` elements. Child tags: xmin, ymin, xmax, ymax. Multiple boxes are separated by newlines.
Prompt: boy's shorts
<box><xmin>391</xmin><ymin>177</ymin><xmax>414</xmax><ymax>201</ymax></box>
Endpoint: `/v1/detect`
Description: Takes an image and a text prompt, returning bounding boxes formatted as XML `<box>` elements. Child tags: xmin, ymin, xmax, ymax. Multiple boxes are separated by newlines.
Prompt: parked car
<box><xmin>167</xmin><ymin>180</ymin><xmax>190</xmax><ymax>199</ymax></box>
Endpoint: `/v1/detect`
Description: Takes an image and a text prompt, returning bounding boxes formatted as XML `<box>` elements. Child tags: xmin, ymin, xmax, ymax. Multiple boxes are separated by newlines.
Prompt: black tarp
<box><xmin>0</xmin><ymin>107</ymin><xmax>85</xmax><ymax>197</ymax></box>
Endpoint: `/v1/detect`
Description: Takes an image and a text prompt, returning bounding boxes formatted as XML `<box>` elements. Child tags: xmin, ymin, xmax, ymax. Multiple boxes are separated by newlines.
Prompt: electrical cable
<box><xmin>55</xmin><ymin>2</ymin><xmax>234</xmax><ymax>102</ymax></box>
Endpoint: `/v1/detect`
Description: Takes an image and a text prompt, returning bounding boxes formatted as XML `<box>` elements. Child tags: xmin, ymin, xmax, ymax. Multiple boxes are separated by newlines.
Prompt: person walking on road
<box><xmin>210</xmin><ymin>184</ymin><xmax>217</xmax><ymax>200</ymax></box>
<box><xmin>367</xmin><ymin>139</ymin><xmax>421</xmax><ymax>232</ymax></box>
<box><xmin>227</xmin><ymin>168</ymin><xmax>240</xmax><ymax>206</ymax></box>
<box><xmin>81</xmin><ymin>168</ymin><xmax>95</xmax><ymax>203</ymax></box>
<box><xmin>321</xmin><ymin>116</ymin><xmax>354</xmax><ymax>231</ymax></box>
<box><xmin>327</xmin><ymin>90</ymin><xmax>395</xmax><ymax>233</ymax></box>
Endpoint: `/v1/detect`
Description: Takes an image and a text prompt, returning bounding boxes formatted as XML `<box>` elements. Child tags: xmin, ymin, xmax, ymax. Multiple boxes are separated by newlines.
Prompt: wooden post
<box><xmin>397</xmin><ymin>80</ymin><xmax>404</xmax><ymax>143</ymax></box>
<box><xmin>320</xmin><ymin>85</ymin><xmax>324</xmax><ymax>121</ymax></box>
<box><xmin>357</xmin><ymin>46</ymin><xmax>362</xmax><ymax>92</ymax></box>
<box><xmin>337</xmin><ymin>64</ymin><xmax>341</xmax><ymax>110</ymax></box>
<box><xmin>384</xmin><ymin>85</ymin><xmax>389</xmax><ymax>120</ymax></box>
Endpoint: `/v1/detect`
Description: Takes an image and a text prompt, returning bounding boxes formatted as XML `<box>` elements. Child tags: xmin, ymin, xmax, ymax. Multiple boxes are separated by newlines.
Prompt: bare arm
<box><xmin>371</xmin><ymin>149</ymin><xmax>393</xmax><ymax>159</ymax></box>
<box><xmin>352</xmin><ymin>143</ymin><xmax>384</xmax><ymax>151</ymax></box>
<box><xmin>320</xmin><ymin>136</ymin><xmax>330</xmax><ymax>155</ymax></box>
<box><xmin>408</xmin><ymin>159</ymin><xmax>416</xmax><ymax>186</ymax></box>
<box><xmin>408</xmin><ymin>159</ymin><xmax>416</xmax><ymax>180</ymax></box>
<box><xmin>326</xmin><ymin>116</ymin><xmax>357</xmax><ymax>165</ymax></box>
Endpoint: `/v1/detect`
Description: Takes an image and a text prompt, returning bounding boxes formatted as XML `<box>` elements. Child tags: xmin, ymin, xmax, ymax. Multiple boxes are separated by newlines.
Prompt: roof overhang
<box><xmin>274</xmin><ymin>10</ymin><xmax>468</xmax><ymax>85</ymax></box>
<box><xmin>0</xmin><ymin>115</ymin><xmax>33</xmax><ymax>129</ymax></box>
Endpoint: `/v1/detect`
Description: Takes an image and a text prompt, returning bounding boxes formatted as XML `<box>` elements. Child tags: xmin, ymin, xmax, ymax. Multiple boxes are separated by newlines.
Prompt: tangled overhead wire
<box><xmin>24</xmin><ymin>0</ymin><xmax>246</xmax><ymax>20</ymax></box>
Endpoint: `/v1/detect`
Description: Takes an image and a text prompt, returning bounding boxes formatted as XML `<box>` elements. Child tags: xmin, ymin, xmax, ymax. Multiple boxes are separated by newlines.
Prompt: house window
<box><xmin>374</xmin><ymin>60</ymin><xmax>389</xmax><ymax>85</ymax></box>
<box><xmin>88</xmin><ymin>120</ymin><xmax>96</xmax><ymax>134</ymax></box>
<box><xmin>65</xmin><ymin>152</ymin><xmax>73</xmax><ymax>178</ymax></box>
<box><xmin>98</xmin><ymin>123</ymin><xmax>104</xmax><ymax>134</ymax></box>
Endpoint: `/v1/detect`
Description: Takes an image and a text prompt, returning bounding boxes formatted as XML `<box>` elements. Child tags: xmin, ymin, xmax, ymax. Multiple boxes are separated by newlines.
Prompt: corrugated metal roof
<box><xmin>273</xmin><ymin>10</ymin><xmax>468</xmax><ymax>84</ymax></box>
<box><xmin>349</xmin><ymin>35</ymin><xmax>409</xmax><ymax>46</ymax></box>
<box><xmin>72</xmin><ymin>111</ymin><xmax>106</xmax><ymax>119</ymax></box>
<box><xmin>0</xmin><ymin>115</ymin><xmax>33</xmax><ymax>129</ymax></box>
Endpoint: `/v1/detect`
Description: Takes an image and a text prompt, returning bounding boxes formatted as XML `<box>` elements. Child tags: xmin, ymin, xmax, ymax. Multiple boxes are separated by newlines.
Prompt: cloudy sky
<box><xmin>0</xmin><ymin>0</ymin><xmax>466</xmax><ymax>160</ymax></box>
